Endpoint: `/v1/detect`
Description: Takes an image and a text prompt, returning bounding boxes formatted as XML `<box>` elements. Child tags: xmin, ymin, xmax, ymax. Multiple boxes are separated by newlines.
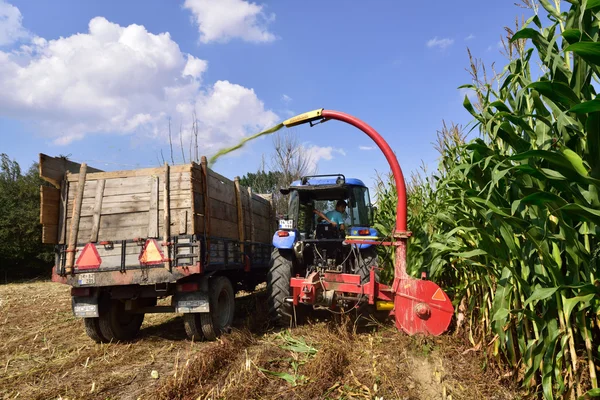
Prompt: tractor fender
<box><xmin>348</xmin><ymin>227</ymin><xmax>378</xmax><ymax>249</ymax></box>
<box><xmin>272</xmin><ymin>230</ymin><xmax>297</xmax><ymax>249</ymax></box>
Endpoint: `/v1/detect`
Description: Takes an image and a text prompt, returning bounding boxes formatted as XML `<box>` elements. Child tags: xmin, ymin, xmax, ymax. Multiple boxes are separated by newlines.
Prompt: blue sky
<box><xmin>0</xmin><ymin>0</ymin><xmax>535</xmax><ymax>189</ymax></box>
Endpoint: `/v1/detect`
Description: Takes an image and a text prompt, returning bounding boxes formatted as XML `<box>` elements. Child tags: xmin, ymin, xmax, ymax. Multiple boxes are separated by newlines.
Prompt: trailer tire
<box><xmin>83</xmin><ymin>318</ymin><xmax>106</xmax><ymax>343</ymax></box>
<box><xmin>183</xmin><ymin>313</ymin><xmax>205</xmax><ymax>341</ymax></box>
<box><xmin>98</xmin><ymin>299</ymin><xmax>144</xmax><ymax>342</ymax></box>
<box><xmin>267</xmin><ymin>249</ymin><xmax>295</xmax><ymax>326</ymax></box>
<box><xmin>200</xmin><ymin>276</ymin><xmax>235</xmax><ymax>341</ymax></box>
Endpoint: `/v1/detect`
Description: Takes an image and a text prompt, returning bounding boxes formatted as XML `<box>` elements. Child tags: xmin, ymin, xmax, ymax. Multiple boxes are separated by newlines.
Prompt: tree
<box><xmin>239</xmin><ymin>170</ymin><xmax>283</xmax><ymax>194</ymax></box>
<box><xmin>0</xmin><ymin>154</ymin><xmax>54</xmax><ymax>282</ymax></box>
<box><xmin>268</xmin><ymin>132</ymin><xmax>316</xmax><ymax>215</ymax></box>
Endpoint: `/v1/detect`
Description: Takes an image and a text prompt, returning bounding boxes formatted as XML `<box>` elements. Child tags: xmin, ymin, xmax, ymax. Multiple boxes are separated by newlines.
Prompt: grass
<box><xmin>0</xmin><ymin>281</ymin><xmax>519</xmax><ymax>399</ymax></box>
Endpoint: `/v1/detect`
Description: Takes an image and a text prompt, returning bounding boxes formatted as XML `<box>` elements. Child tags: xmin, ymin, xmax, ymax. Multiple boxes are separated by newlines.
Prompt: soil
<box><xmin>0</xmin><ymin>281</ymin><xmax>520</xmax><ymax>400</ymax></box>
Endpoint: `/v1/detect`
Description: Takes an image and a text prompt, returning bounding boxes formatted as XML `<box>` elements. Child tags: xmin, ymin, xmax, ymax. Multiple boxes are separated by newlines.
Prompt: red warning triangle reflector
<box><xmin>76</xmin><ymin>243</ymin><xmax>102</xmax><ymax>270</ymax></box>
<box><xmin>431</xmin><ymin>288</ymin><xmax>446</xmax><ymax>302</ymax></box>
<box><xmin>139</xmin><ymin>239</ymin><xmax>164</xmax><ymax>265</ymax></box>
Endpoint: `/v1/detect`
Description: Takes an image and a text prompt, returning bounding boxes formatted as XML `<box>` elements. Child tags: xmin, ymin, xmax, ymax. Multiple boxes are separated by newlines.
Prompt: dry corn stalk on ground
<box><xmin>0</xmin><ymin>281</ymin><xmax>518</xmax><ymax>400</ymax></box>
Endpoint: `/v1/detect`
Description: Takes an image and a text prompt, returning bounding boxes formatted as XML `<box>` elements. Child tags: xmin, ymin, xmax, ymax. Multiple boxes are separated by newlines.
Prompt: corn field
<box><xmin>375</xmin><ymin>1</ymin><xmax>599</xmax><ymax>398</ymax></box>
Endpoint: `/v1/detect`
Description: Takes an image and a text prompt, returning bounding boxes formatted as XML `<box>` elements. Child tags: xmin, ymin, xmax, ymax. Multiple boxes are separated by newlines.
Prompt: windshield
<box><xmin>287</xmin><ymin>185</ymin><xmax>372</xmax><ymax>233</ymax></box>
<box><xmin>348</xmin><ymin>186</ymin><xmax>371</xmax><ymax>226</ymax></box>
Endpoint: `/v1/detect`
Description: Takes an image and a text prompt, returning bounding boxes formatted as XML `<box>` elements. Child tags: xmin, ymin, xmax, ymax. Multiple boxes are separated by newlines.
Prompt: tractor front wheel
<box><xmin>354</xmin><ymin>247</ymin><xmax>387</xmax><ymax>323</ymax></box>
<box><xmin>267</xmin><ymin>249</ymin><xmax>296</xmax><ymax>326</ymax></box>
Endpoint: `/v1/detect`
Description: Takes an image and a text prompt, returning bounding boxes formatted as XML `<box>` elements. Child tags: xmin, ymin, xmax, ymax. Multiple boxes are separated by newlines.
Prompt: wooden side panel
<box><xmin>63</xmin><ymin>168</ymin><xmax>192</xmax><ymax>243</ymax></box>
<box><xmin>39</xmin><ymin>153</ymin><xmax>102</xmax><ymax>188</ymax></box>
<box><xmin>207</xmin><ymin>169</ymin><xmax>238</xmax><ymax>239</ymax></box>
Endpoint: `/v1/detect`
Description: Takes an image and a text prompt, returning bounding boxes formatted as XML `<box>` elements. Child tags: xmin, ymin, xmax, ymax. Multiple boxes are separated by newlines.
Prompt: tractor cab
<box><xmin>274</xmin><ymin>174</ymin><xmax>376</xmax><ymax>246</ymax></box>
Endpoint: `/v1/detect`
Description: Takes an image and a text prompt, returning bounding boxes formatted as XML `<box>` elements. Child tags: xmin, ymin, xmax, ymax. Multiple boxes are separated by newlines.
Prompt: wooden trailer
<box><xmin>39</xmin><ymin>154</ymin><xmax>276</xmax><ymax>342</ymax></box>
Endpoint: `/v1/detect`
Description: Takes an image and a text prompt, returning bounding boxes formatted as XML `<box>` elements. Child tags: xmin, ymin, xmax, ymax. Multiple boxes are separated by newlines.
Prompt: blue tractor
<box><xmin>267</xmin><ymin>174</ymin><xmax>380</xmax><ymax>325</ymax></box>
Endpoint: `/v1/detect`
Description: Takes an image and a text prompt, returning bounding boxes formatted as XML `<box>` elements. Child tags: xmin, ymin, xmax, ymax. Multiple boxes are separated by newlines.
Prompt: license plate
<box><xmin>174</xmin><ymin>292</ymin><xmax>210</xmax><ymax>313</ymax></box>
<box><xmin>279</xmin><ymin>219</ymin><xmax>293</xmax><ymax>229</ymax></box>
<box><xmin>72</xmin><ymin>298</ymin><xmax>99</xmax><ymax>318</ymax></box>
<box><xmin>77</xmin><ymin>273</ymin><xmax>95</xmax><ymax>286</ymax></box>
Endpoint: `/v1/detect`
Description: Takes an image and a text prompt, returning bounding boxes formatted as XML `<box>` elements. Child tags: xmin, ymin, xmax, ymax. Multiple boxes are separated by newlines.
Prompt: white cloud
<box><xmin>0</xmin><ymin>13</ymin><xmax>278</xmax><ymax>147</ymax></box>
<box><xmin>281</xmin><ymin>94</ymin><xmax>292</xmax><ymax>103</ymax></box>
<box><xmin>465</xmin><ymin>34</ymin><xmax>475</xmax><ymax>41</ymax></box>
<box><xmin>183</xmin><ymin>0</ymin><xmax>276</xmax><ymax>44</ymax></box>
<box><xmin>304</xmin><ymin>145</ymin><xmax>345</xmax><ymax>171</ymax></box>
<box><xmin>426</xmin><ymin>37</ymin><xmax>454</xmax><ymax>49</ymax></box>
<box><xmin>359</xmin><ymin>145</ymin><xmax>375</xmax><ymax>151</ymax></box>
<box><xmin>0</xmin><ymin>0</ymin><xmax>28</xmax><ymax>46</ymax></box>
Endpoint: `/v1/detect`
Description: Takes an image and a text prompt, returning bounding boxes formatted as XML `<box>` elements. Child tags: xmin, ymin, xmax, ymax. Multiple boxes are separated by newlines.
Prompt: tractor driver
<box><xmin>313</xmin><ymin>200</ymin><xmax>347</xmax><ymax>231</ymax></box>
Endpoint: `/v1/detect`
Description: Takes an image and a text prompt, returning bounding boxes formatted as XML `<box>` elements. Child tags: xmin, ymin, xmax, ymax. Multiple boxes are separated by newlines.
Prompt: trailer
<box><xmin>39</xmin><ymin>154</ymin><xmax>275</xmax><ymax>342</ymax></box>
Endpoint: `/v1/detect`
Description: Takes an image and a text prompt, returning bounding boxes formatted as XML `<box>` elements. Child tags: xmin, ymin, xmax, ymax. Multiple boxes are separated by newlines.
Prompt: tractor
<box><xmin>268</xmin><ymin>174</ymin><xmax>381</xmax><ymax>325</ymax></box>
<box><xmin>266</xmin><ymin>109</ymin><xmax>454</xmax><ymax>336</ymax></box>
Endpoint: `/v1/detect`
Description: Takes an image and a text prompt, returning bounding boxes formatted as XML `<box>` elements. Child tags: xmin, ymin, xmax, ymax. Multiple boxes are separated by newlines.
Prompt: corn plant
<box><xmin>375</xmin><ymin>1</ymin><xmax>600</xmax><ymax>398</ymax></box>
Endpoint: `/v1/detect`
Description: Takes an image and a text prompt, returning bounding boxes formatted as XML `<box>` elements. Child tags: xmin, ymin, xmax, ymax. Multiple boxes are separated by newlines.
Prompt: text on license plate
<box><xmin>78</xmin><ymin>273</ymin><xmax>96</xmax><ymax>285</ymax></box>
<box><xmin>279</xmin><ymin>219</ymin><xmax>293</xmax><ymax>229</ymax></box>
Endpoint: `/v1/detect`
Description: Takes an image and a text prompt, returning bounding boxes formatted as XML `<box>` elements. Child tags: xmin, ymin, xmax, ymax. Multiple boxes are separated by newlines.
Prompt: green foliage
<box><xmin>375</xmin><ymin>3</ymin><xmax>600</xmax><ymax>398</ymax></box>
<box><xmin>239</xmin><ymin>170</ymin><xmax>283</xmax><ymax>194</ymax></box>
<box><xmin>0</xmin><ymin>154</ymin><xmax>53</xmax><ymax>282</ymax></box>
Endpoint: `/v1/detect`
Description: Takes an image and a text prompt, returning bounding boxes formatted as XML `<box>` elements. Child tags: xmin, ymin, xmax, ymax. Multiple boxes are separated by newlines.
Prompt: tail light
<box><xmin>71</xmin><ymin>287</ymin><xmax>91</xmax><ymax>297</ymax></box>
<box><xmin>177</xmin><ymin>282</ymin><xmax>199</xmax><ymax>292</ymax></box>
<box><xmin>277</xmin><ymin>231</ymin><xmax>290</xmax><ymax>237</ymax></box>
<box><xmin>358</xmin><ymin>229</ymin><xmax>371</xmax><ymax>235</ymax></box>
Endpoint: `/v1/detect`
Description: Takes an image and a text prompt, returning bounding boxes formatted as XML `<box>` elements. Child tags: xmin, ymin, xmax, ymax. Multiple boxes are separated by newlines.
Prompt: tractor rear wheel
<box><xmin>267</xmin><ymin>249</ymin><xmax>296</xmax><ymax>326</ymax></box>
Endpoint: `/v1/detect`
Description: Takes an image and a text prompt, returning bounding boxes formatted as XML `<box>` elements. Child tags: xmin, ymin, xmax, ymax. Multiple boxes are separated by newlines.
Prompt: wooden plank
<box><xmin>42</xmin><ymin>224</ymin><xmax>58</xmax><ymax>244</ymax></box>
<box><xmin>210</xmin><ymin>217</ymin><xmax>239</xmax><ymax>239</ymax></box>
<box><xmin>163</xmin><ymin>164</ymin><xmax>171</xmax><ymax>270</ymax></box>
<box><xmin>207</xmin><ymin>170</ymin><xmax>236</xmax><ymax>205</ymax></box>
<box><xmin>179</xmin><ymin>210</ymin><xmax>188</xmax><ymax>235</ymax></box>
<box><xmin>201</xmin><ymin>157</ymin><xmax>211</xmax><ymax>261</ymax></box>
<box><xmin>39</xmin><ymin>154</ymin><xmax>102</xmax><ymax>188</ymax></box>
<box><xmin>65</xmin><ymin>164</ymin><xmax>190</xmax><ymax>182</ymax></box>
<box><xmin>67</xmin><ymin>181</ymin><xmax>191</xmax><ymax>204</ymax></box>
<box><xmin>66</xmin><ymin>163</ymin><xmax>87</xmax><ymax>274</ymax></box>
<box><xmin>209</xmin><ymin>200</ymin><xmax>238</xmax><ymax>222</ymax></box>
<box><xmin>40</xmin><ymin>186</ymin><xmax>60</xmax><ymax>225</ymax></box>
<box><xmin>148</xmin><ymin>176</ymin><xmax>159</xmax><ymax>238</ymax></box>
<box><xmin>247</xmin><ymin>186</ymin><xmax>256</xmax><ymax>244</ymax></box>
<box><xmin>234</xmin><ymin>177</ymin><xmax>245</xmax><ymax>253</ymax></box>
<box><xmin>90</xmin><ymin>179</ymin><xmax>106</xmax><ymax>242</ymax></box>
<box><xmin>58</xmin><ymin>180</ymin><xmax>69</xmax><ymax>245</ymax></box>
<box><xmin>67</xmin><ymin>192</ymin><xmax>191</xmax><ymax>217</ymax></box>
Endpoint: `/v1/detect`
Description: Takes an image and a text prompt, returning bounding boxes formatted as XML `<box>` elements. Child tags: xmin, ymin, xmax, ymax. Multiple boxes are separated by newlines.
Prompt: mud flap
<box><xmin>72</xmin><ymin>296</ymin><xmax>99</xmax><ymax>318</ymax></box>
<box><xmin>173</xmin><ymin>292</ymin><xmax>210</xmax><ymax>314</ymax></box>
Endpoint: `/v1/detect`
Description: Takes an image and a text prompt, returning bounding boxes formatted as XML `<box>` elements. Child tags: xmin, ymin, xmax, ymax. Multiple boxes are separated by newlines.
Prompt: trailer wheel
<box><xmin>200</xmin><ymin>276</ymin><xmax>235</xmax><ymax>341</ymax></box>
<box><xmin>267</xmin><ymin>249</ymin><xmax>295</xmax><ymax>326</ymax></box>
<box><xmin>183</xmin><ymin>313</ymin><xmax>205</xmax><ymax>341</ymax></box>
<box><xmin>83</xmin><ymin>318</ymin><xmax>106</xmax><ymax>343</ymax></box>
<box><xmin>98</xmin><ymin>299</ymin><xmax>144</xmax><ymax>342</ymax></box>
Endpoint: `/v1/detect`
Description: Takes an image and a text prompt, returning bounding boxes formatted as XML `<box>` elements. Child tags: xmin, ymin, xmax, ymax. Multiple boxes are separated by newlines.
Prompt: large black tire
<box><xmin>354</xmin><ymin>247</ymin><xmax>386</xmax><ymax>323</ymax></box>
<box><xmin>200</xmin><ymin>276</ymin><xmax>235</xmax><ymax>341</ymax></box>
<box><xmin>355</xmin><ymin>247</ymin><xmax>380</xmax><ymax>285</ymax></box>
<box><xmin>267</xmin><ymin>249</ymin><xmax>295</xmax><ymax>326</ymax></box>
<box><xmin>183</xmin><ymin>313</ymin><xmax>205</xmax><ymax>341</ymax></box>
<box><xmin>98</xmin><ymin>299</ymin><xmax>144</xmax><ymax>342</ymax></box>
<box><xmin>83</xmin><ymin>317</ymin><xmax>106</xmax><ymax>343</ymax></box>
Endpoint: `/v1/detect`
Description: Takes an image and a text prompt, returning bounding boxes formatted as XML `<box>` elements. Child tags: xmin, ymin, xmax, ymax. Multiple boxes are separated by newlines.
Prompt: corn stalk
<box><xmin>375</xmin><ymin>1</ymin><xmax>600</xmax><ymax>397</ymax></box>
